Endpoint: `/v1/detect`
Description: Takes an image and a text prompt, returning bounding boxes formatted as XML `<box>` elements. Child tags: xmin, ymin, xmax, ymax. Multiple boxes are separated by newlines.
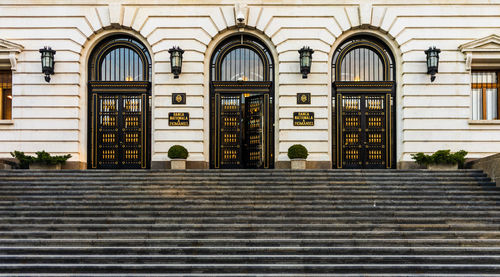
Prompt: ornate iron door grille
<box><xmin>215</xmin><ymin>93</ymin><xmax>243</xmax><ymax>168</ymax></box>
<box><xmin>88</xmin><ymin>82</ymin><xmax>150</xmax><ymax>169</ymax></box>
<box><xmin>333</xmin><ymin>82</ymin><xmax>395</xmax><ymax>169</ymax></box>
<box><xmin>244</xmin><ymin>95</ymin><xmax>266</xmax><ymax>168</ymax></box>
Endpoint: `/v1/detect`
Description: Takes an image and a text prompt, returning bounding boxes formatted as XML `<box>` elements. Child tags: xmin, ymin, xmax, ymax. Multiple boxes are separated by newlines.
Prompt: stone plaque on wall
<box><xmin>297</xmin><ymin>93</ymin><xmax>311</xmax><ymax>104</ymax></box>
<box><xmin>172</xmin><ymin>93</ymin><xmax>186</xmax><ymax>105</ymax></box>
<box><xmin>169</xmin><ymin>112</ymin><xmax>189</xmax><ymax>126</ymax></box>
<box><xmin>293</xmin><ymin>112</ymin><xmax>314</xmax><ymax>126</ymax></box>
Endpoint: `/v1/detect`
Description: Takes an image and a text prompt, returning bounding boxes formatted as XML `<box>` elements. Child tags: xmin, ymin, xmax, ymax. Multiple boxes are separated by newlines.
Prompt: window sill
<box><xmin>468</xmin><ymin>120</ymin><xmax>500</xmax><ymax>125</ymax></box>
<box><xmin>0</xmin><ymin>120</ymin><xmax>13</xmax><ymax>125</ymax></box>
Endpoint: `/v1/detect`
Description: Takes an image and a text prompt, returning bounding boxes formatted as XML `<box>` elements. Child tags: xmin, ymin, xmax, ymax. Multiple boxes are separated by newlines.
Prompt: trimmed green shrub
<box><xmin>10</xmin><ymin>151</ymin><xmax>33</xmax><ymax>169</ymax></box>
<box><xmin>168</xmin><ymin>145</ymin><xmax>189</xmax><ymax>159</ymax></box>
<box><xmin>287</xmin><ymin>144</ymin><xmax>308</xmax><ymax>160</ymax></box>
<box><xmin>411</xmin><ymin>149</ymin><xmax>467</xmax><ymax>167</ymax></box>
<box><xmin>11</xmin><ymin>150</ymin><xmax>71</xmax><ymax>169</ymax></box>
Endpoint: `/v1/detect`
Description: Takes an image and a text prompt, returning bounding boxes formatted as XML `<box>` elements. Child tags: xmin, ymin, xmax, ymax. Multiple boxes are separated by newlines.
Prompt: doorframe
<box><xmin>210</xmin><ymin>81</ymin><xmax>274</xmax><ymax>169</ymax></box>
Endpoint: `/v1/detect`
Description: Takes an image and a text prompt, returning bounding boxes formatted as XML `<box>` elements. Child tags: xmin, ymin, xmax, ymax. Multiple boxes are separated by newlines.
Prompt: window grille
<box><xmin>471</xmin><ymin>71</ymin><xmax>499</xmax><ymax>120</ymax></box>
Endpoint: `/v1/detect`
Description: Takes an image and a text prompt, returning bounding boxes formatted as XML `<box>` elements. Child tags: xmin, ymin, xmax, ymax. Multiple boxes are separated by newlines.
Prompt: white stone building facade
<box><xmin>0</xmin><ymin>0</ymin><xmax>499</xmax><ymax>169</ymax></box>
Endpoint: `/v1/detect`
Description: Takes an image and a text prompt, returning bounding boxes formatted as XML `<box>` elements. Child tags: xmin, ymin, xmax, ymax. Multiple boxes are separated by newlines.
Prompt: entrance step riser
<box><xmin>1</xmin><ymin>256</ymin><xmax>500</xmax><ymax>265</ymax></box>
<box><xmin>1</xmin><ymin>231</ymin><xmax>499</xmax><ymax>240</ymax></box>
<box><xmin>0</xmin><ymin>188</ymin><xmax>498</xmax><ymax>194</ymax></box>
<box><xmin>1</xmin><ymin>197</ymin><xmax>498</xmax><ymax>203</ymax></box>
<box><xmin>0</xmin><ymin>169</ymin><xmax>485</xmax><ymax>172</ymax></box>
<box><xmin>1</xmin><ymin>247</ymin><xmax>500</xmax><ymax>255</ymax></box>
<box><xmin>0</xmin><ymin>238</ymin><xmax>499</xmax><ymax>247</ymax></box>
<box><xmin>0</xmin><ymin>178</ymin><xmax>495</xmax><ymax>184</ymax></box>
<box><xmin>0</xmin><ymin>193</ymin><xmax>498</xmax><ymax>199</ymax></box>
<box><xmin>0</xmin><ymin>264</ymin><xmax>499</xmax><ymax>274</ymax></box>
<box><xmin>0</xmin><ymin>185</ymin><xmax>497</xmax><ymax>191</ymax></box>
<box><xmin>0</xmin><ymin>176</ymin><xmax>490</xmax><ymax>181</ymax></box>
<box><xmin>1</xmin><ymin>225</ymin><xmax>500</xmax><ymax>232</ymax></box>
<box><xmin>1</xmin><ymin>202</ymin><xmax>498</xmax><ymax>207</ymax></box>
<box><xmin>1</xmin><ymin>204</ymin><xmax>498</xmax><ymax>210</ymax></box>
<box><xmin>0</xmin><ymin>217</ymin><xmax>499</xmax><ymax>224</ymax></box>
<box><xmin>0</xmin><ymin>211</ymin><xmax>498</xmax><ymax>217</ymax></box>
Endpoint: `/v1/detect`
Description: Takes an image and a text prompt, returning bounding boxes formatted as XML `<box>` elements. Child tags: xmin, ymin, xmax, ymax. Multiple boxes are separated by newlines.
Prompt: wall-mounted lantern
<box><xmin>39</xmin><ymin>46</ymin><xmax>56</xmax><ymax>83</ymax></box>
<box><xmin>298</xmin><ymin>46</ymin><xmax>314</xmax><ymax>79</ymax></box>
<box><xmin>425</xmin><ymin>46</ymin><xmax>440</xmax><ymax>82</ymax></box>
<box><xmin>168</xmin><ymin>46</ymin><xmax>184</xmax><ymax>79</ymax></box>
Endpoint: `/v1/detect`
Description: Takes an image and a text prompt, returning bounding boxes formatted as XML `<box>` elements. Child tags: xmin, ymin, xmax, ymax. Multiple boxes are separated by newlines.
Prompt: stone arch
<box><xmin>79</xmin><ymin>29</ymin><xmax>155</xmax><ymax>168</ymax></box>
<box><xmin>328</xmin><ymin>29</ymin><xmax>404</xmax><ymax>168</ymax></box>
<box><xmin>203</xmin><ymin>29</ymin><xmax>280</xmax><ymax>167</ymax></box>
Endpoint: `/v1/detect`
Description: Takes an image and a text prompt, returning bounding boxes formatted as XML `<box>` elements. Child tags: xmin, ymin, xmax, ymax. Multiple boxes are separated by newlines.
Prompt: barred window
<box><xmin>471</xmin><ymin>71</ymin><xmax>499</xmax><ymax>120</ymax></box>
<box><xmin>0</xmin><ymin>70</ymin><xmax>12</xmax><ymax>120</ymax></box>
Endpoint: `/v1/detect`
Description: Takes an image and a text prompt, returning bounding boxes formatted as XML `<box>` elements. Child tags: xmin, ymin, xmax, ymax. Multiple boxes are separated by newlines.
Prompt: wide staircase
<box><xmin>0</xmin><ymin>169</ymin><xmax>499</xmax><ymax>276</ymax></box>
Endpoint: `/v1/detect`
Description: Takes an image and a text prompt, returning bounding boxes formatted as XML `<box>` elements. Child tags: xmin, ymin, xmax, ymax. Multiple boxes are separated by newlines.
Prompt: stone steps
<box><xmin>0</xmin><ymin>169</ymin><xmax>498</xmax><ymax>275</ymax></box>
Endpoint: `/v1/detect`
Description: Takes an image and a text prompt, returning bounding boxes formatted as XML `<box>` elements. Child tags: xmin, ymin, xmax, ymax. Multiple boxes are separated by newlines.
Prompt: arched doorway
<box><xmin>209</xmin><ymin>34</ymin><xmax>275</xmax><ymax>169</ymax></box>
<box><xmin>87</xmin><ymin>35</ymin><xmax>152</xmax><ymax>169</ymax></box>
<box><xmin>332</xmin><ymin>35</ymin><xmax>396</xmax><ymax>169</ymax></box>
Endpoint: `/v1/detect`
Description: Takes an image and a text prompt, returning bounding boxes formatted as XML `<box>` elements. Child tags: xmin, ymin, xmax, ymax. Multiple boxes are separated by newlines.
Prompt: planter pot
<box><xmin>290</xmin><ymin>159</ymin><xmax>306</xmax><ymax>170</ymax></box>
<box><xmin>171</xmin><ymin>159</ymin><xmax>186</xmax><ymax>170</ymax></box>
<box><xmin>29</xmin><ymin>163</ymin><xmax>62</xmax><ymax>170</ymax></box>
<box><xmin>427</xmin><ymin>163</ymin><xmax>458</xmax><ymax>170</ymax></box>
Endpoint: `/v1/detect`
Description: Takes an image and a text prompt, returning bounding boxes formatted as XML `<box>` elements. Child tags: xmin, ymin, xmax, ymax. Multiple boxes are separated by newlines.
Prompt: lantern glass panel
<box><xmin>171</xmin><ymin>54</ymin><xmax>180</xmax><ymax>68</ymax></box>
<box><xmin>301</xmin><ymin>55</ymin><xmax>310</xmax><ymax>67</ymax></box>
<box><xmin>43</xmin><ymin>55</ymin><xmax>51</xmax><ymax>69</ymax></box>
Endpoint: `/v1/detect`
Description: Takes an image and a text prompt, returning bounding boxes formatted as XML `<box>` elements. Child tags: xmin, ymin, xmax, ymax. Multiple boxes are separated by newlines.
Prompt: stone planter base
<box><xmin>29</xmin><ymin>163</ymin><xmax>62</xmax><ymax>170</ymax></box>
<box><xmin>290</xmin><ymin>159</ymin><xmax>306</xmax><ymax>170</ymax></box>
<box><xmin>171</xmin><ymin>159</ymin><xmax>186</xmax><ymax>170</ymax></box>
<box><xmin>427</xmin><ymin>163</ymin><xmax>458</xmax><ymax>170</ymax></box>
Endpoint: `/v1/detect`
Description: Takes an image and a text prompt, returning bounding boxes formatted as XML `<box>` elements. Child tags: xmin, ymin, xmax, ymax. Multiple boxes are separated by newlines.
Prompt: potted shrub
<box><xmin>411</xmin><ymin>149</ymin><xmax>467</xmax><ymax>170</ymax></box>
<box><xmin>168</xmin><ymin>145</ymin><xmax>189</xmax><ymax>170</ymax></box>
<box><xmin>288</xmin><ymin>144</ymin><xmax>308</xmax><ymax>170</ymax></box>
<box><xmin>10</xmin><ymin>150</ymin><xmax>71</xmax><ymax>170</ymax></box>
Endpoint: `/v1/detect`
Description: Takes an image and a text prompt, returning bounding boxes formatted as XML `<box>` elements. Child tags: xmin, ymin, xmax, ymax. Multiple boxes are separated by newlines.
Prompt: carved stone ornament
<box><xmin>0</xmin><ymin>38</ymin><xmax>23</xmax><ymax>71</ymax></box>
<box><xmin>459</xmin><ymin>34</ymin><xmax>500</xmax><ymax>70</ymax></box>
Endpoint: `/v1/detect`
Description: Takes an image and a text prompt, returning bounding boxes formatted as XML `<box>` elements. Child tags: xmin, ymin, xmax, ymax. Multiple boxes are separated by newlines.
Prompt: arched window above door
<box><xmin>211</xmin><ymin>35</ymin><xmax>273</xmax><ymax>81</ymax></box>
<box><xmin>89</xmin><ymin>35</ymin><xmax>152</xmax><ymax>82</ymax></box>
<box><xmin>333</xmin><ymin>36</ymin><xmax>394</xmax><ymax>82</ymax></box>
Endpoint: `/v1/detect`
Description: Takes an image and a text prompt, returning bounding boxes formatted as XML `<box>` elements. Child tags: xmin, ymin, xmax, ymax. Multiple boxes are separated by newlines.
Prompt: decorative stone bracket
<box><xmin>0</xmin><ymin>38</ymin><xmax>23</xmax><ymax>71</ymax></box>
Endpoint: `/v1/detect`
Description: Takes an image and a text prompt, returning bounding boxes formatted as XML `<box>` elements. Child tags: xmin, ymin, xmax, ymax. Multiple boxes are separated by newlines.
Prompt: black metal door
<box><xmin>337</xmin><ymin>93</ymin><xmax>390</xmax><ymax>169</ymax></box>
<box><xmin>90</xmin><ymin>92</ymin><xmax>148</xmax><ymax>169</ymax></box>
<box><xmin>214</xmin><ymin>93</ymin><xmax>243</xmax><ymax>168</ymax></box>
<box><xmin>244</xmin><ymin>95</ymin><xmax>264</xmax><ymax>168</ymax></box>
